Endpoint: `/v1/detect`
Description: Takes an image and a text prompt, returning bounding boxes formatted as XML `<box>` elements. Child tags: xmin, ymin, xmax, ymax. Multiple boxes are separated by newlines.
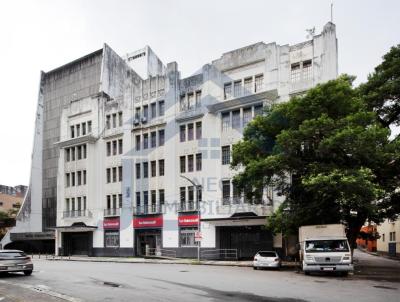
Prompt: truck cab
<box><xmin>299</xmin><ymin>225</ymin><xmax>354</xmax><ymax>275</ymax></box>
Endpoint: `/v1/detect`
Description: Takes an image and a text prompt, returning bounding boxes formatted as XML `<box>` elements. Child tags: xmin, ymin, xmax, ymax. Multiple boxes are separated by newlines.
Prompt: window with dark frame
<box><xmin>159</xmin><ymin>159</ymin><xmax>165</xmax><ymax>176</ymax></box>
<box><xmin>118</xmin><ymin>112</ymin><xmax>123</xmax><ymax>127</ymax></box>
<box><xmin>222</xmin><ymin>146</ymin><xmax>230</xmax><ymax>165</ymax></box>
<box><xmin>158</xmin><ymin>100</ymin><xmax>165</xmax><ymax>116</ymax></box>
<box><xmin>222</xmin><ymin>180</ymin><xmax>231</xmax><ymax>205</ymax></box>
<box><xmin>118</xmin><ymin>139</ymin><xmax>123</xmax><ymax>154</ymax></box>
<box><xmin>151</xmin><ymin>103</ymin><xmax>157</xmax><ymax>119</ymax></box>
<box><xmin>188</xmin><ymin>155</ymin><xmax>194</xmax><ymax>172</ymax></box>
<box><xmin>180</xmin><ymin>156</ymin><xmax>186</xmax><ymax>173</ymax></box>
<box><xmin>151</xmin><ymin>161</ymin><xmax>156</xmax><ymax>177</ymax></box>
<box><xmin>159</xmin><ymin>189</ymin><xmax>165</xmax><ymax>206</ymax></box>
<box><xmin>188</xmin><ymin>123</ymin><xmax>194</xmax><ymax>140</ymax></box>
<box><xmin>158</xmin><ymin>129</ymin><xmax>165</xmax><ymax>146</ymax></box>
<box><xmin>196</xmin><ymin>153</ymin><xmax>202</xmax><ymax>171</ymax></box>
<box><xmin>255</xmin><ymin>74</ymin><xmax>264</xmax><ymax>92</ymax></box>
<box><xmin>136</xmin><ymin>135</ymin><xmax>141</xmax><ymax>151</ymax></box>
<box><xmin>136</xmin><ymin>163</ymin><xmax>140</xmax><ymax>179</ymax></box>
<box><xmin>195</xmin><ymin>122</ymin><xmax>202</xmax><ymax>140</ymax></box>
<box><xmin>151</xmin><ymin>131</ymin><xmax>157</xmax><ymax>148</ymax></box>
<box><xmin>180</xmin><ymin>125</ymin><xmax>186</xmax><ymax>142</ymax></box>
<box><xmin>143</xmin><ymin>162</ymin><xmax>149</xmax><ymax>178</ymax></box>
<box><xmin>224</xmin><ymin>83</ymin><xmax>232</xmax><ymax>100</ymax></box>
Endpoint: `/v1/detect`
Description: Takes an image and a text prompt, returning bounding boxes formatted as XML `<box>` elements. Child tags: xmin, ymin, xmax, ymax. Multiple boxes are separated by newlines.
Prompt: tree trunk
<box><xmin>347</xmin><ymin>221</ymin><xmax>364</xmax><ymax>256</ymax></box>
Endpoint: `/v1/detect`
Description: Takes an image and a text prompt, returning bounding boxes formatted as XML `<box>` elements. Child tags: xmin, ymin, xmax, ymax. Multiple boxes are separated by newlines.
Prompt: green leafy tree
<box><xmin>359</xmin><ymin>44</ymin><xmax>400</xmax><ymax>128</ymax></box>
<box><xmin>231</xmin><ymin>75</ymin><xmax>400</xmax><ymax>250</ymax></box>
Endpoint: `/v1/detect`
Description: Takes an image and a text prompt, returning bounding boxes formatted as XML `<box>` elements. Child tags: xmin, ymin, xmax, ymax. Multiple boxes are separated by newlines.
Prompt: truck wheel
<box><xmin>341</xmin><ymin>272</ymin><xmax>348</xmax><ymax>277</ymax></box>
<box><xmin>253</xmin><ymin>267</ymin><xmax>258</xmax><ymax>270</ymax></box>
<box><xmin>24</xmin><ymin>270</ymin><xmax>33</xmax><ymax>276</ymax></box>
<box><xmin>304</xmin><ymin>271</ymin><xmax>310</xmax><ymax>276</ymax></box>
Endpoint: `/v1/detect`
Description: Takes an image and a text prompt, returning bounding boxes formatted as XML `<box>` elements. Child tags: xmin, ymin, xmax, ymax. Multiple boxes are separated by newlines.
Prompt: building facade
<box><xmin>377</xmin><ymin>219</ymin><xmax>399</xmax><ymax>257</ymax></box>
<box><xmin>4</xmin><ymin>22</ymin><xmax>338</xmax><ymax>258</ymax></box>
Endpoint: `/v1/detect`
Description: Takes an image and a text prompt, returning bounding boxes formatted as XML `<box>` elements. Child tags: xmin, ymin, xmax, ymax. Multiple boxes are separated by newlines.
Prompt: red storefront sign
<box><xmin>103</xmin><ymin>218</ymin><xmax>120</xmax><ymax>229</ymax></box>
<box><xmin>133</xmin><ymin>216</ymin><xmax>163</xmax><ymax>228</ymax></box>
<box><xmin>178</xmin><ymin>215</ymin><xmax>199</xmax><ymax>227</ymax></box>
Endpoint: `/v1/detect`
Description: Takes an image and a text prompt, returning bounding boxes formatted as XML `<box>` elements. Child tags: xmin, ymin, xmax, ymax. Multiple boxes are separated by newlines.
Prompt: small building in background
<box><xmin>356</xmin><ymin>224</ymin><xmax>377</xmax><ymax>252</ymax></box>
<box><xmin>0</xmin><ymin>185</ymin><xmax>27</xmax><ymax>216</ymax></box>
<box><xmin>377</xmin><ymin>219</ymin><xmax>399</xmax><ymax>257</ymax></box>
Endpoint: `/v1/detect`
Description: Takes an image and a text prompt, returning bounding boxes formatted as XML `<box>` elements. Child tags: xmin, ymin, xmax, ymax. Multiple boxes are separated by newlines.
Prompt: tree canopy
<box><xmin>359</xmin><ymin>44</ymin><xmax>400</xmax><ymax>128</ymax></box>
<box><xmin>231</xmin><ymin>72</ymin><xmax>400</xmax><ymax>249</ymax></box>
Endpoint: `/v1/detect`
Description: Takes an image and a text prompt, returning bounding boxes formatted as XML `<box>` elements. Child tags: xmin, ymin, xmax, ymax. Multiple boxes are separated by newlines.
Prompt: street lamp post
<box><xmin>180</xmin><ymin>175</ymin><xmax>201</xmax><ymax>262</ymax></box>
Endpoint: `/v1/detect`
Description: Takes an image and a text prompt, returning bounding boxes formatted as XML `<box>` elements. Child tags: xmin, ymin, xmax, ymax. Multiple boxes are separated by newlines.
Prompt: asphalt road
<box><xmin>0</xmin><ymin>250</ymin><xmax>398</xmax><ymax>302</ymax></box>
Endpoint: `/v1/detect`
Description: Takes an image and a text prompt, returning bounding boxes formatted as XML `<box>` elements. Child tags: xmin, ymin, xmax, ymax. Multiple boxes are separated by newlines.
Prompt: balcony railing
<box><xmin>134</xmin><ymin>205</ymin><xmax>163</xmax><ymax>215</ymax></box>
<box><xmin>104</xmin><ymin>208</ymin><xmax>121</xmax><ymax>217</ymax></box>
<box><xmin>221</xmin><ymin>197</ymin><xmax>270</xmax><ymax>206</ymax></box>
<box><xmin>63</xmin><ymin>210</ymin><xmax>92</xmax><ymax>218</ymax></box>
<box><xmin>178</xmin><ymin>201</ymin><xmax>199</xmax><ymax>212</ymax></box>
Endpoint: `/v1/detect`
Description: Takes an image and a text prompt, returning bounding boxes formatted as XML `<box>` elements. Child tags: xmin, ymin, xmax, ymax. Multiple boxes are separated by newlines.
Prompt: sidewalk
<box><xmin>33</xmin><ymin>254</ymin><xmax>299</xmax><ymax>268</ymax></box>
<box><xmin>357</xmin><ymin>247</ymin><xmax>400</xmax><ymax>261</ymax></box>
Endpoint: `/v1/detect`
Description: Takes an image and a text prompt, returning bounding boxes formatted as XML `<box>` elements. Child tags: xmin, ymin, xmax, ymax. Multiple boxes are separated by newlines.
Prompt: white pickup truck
<box><xmin>299</xmin><ymin>224</ymin><xmax>354</xmax><ymax>275</ymax></box>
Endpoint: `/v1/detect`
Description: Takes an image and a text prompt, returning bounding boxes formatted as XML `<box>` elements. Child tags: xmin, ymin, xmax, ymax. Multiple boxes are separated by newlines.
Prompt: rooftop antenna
<box><xmin>331</xmin><ymin>2</ymin><xmax>333</xmax><ymax>22</ymax></box>
<box><xmin>306</xmin><ymin>27</ymin><xmax>315</xmax><ymax>40</ymax></box>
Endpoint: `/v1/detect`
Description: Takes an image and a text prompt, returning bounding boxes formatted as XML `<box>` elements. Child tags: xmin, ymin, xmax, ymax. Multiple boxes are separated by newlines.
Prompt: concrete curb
<box><xmin>36</xmin><ymin>256</ymin><xmax>299</xmax><ymax>268</ymax></box>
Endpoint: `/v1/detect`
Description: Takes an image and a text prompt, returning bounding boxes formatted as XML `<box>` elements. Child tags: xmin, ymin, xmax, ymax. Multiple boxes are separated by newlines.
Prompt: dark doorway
<box><xmin>63</xmin><ymin>232</ymin><xmax>92</xmax><ymax>256</ymax></box>
<box><xmin>135</xmin><ymin>230</ymin><xmax>162</xmax><ymax>256</ymax></box>
<box><xmin>217</xmin><ymin>225</ymin><xmax>273</xmax><ymax>259</ymax></box>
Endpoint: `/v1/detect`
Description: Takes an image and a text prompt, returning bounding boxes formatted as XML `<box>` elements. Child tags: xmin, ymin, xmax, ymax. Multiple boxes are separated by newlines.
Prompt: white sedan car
<box><xmin>0</xmin><ymin>250</ymin><xmax>33</xmax><ymax>275</ymax></box>
<box><xmin>253</xmin><ymin>251</ymin><xmax>281</xmax><ymax>270</ymax></box>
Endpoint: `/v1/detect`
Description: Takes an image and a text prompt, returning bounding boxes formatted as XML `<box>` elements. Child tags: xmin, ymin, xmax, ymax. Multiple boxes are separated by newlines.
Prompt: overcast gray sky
<box><xmin>0</xmin><ymin>0</ymin><xmax>399</xmax><ymax>187</ymax></box>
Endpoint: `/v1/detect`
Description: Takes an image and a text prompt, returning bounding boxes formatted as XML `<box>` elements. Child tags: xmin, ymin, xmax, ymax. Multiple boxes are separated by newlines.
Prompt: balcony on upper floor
<box><xmin>133</xmin><ymin>204</ymin><xmax>164</xmax><ymax>216</ymax></box>
<box><xmin>55</xmin><ymin>134</ymin><xmax>97</xmax><ymax>149</ymax></box>
<box><xmin>62</xmin><ymin>210</ymin><xmax>92</xmax><ymax>219</ymax></box>
<box><xmin>177</xmin><ymin>201</ymin><xmax>199</xmax><ymax>213</ymax></box>
<box><xmin>104</xmin><ymin>207</ymin><xmax>121</xmax><ymax>217</ymax></box>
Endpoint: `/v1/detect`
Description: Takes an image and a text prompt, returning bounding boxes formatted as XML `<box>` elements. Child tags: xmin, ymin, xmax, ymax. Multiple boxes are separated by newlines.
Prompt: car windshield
<box><xmin>0</xmin><ymin>252</ymin><xmax>26</xmax><ymax>258</ymax></box>
<box><xmin>258</xmin><ymin>252</ymin><xmax>277</xmax><ymax>257</ymax></box>
<box><xmin>305</xmin><ymin>240</ymin><xmax>349</xmax><ymax>253</ymax></box>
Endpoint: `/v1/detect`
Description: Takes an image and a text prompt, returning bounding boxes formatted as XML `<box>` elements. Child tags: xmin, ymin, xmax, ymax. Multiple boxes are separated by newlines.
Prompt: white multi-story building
<box><xmin>21</xmin><ymin>22</ymin><xmax>338</xmax><ymax>258</ymax></box>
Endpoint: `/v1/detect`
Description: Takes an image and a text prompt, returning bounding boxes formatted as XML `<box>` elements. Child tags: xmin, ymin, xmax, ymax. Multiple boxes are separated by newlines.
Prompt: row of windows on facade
<box><xmin>221</xmin><ymin>104</ymin><xmax>263</xmax><ymax>132</ymax></box>
<box><xmin>106</xmin><ymin>111</ymin><xmax>123</xmax><ymax>130</ymax></box>
<box><xmin>65</xmin><ymin>196</ymin><xmax>87</xmax><ymax>212</ymax></box>
<box><xmin>382</xmin><ymin>232</ymin><xmax>397</xmax><ymax>242</ymax></box>
<box><xmin>135</xmin><ymin>189</ymin><xmax>165</xmax><ymax>212</ymax></box>
<box><xmin>290</xmin><ymin>60</ymin><xmax>312</xmax><ymax>83</ymax></box>
<box><xmin>106</xmin><ymin>194</ymin><xmax>123</xmax><ymax>209</ymax></box>
<box><xmin>104</xmin><ymin>226</ymin><xmax>198</xmax><ymax>248</ymax></box>
<box><xmin>180</xmin><ymin>154</ymin><xmax>202</xmax><ymax>173</ymax></box>
<box><xmin>70</xmin><ymin>121</ymin><xmax>92</xmax><ymax>139</ymax></box>
<box><xmin>135</xmin><ymin>129</ymin><xmax>165</xmax><ymax>151</ymax></box>
<box><xmin>179</xmin><ymin>186</ymin><xmax>202</xmax><ymax>211</ymax></box>
<box><xmin>135</xmin><ymin>159</ymin><xmax>165</xmax><ymax>179</ymax></box>
<box><xmin>106</xmin><ymin>139</ymin><xmax>123</xmax><ymax>156</ymax></box>
<box><xmin>65</xmin><ymin>144</ymin><xmax>87</xmax><ymax>162</ymax></box>
<box><xmin>221</xmin><ymin>180</ymin><xmax>264</xmax><ymax>205</ymax></box>
<box><xmin>180</xmin><ymin>90</ymin><xmax>202</xmax><ymax>112</ymax></box>
<box><xmin>65</xmin><ymin>170</ymin><xmax>87</xmax><ymax>187</ymax></box>
<box><xmin>106</xmin><ymin>166</ymin><xmax>123</xmax><ymax>183</ymax></box>
<box><xmin>224</xmin><ymin>74</ymin><xmax>264</xmax><ymax>100</ymax></box>
<box><xmin>180</xmin><ymin>121</ymin><xmax>202</xmax><ymax>142</ymax></box>
<box><xmin>135</xmin><ymin>100</ymin><xmax>165</xmax><ymax>121</ymax></box>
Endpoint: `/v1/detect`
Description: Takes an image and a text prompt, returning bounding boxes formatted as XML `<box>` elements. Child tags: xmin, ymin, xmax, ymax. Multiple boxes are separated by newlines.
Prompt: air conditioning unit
<box><xmin>133</xmin><ymin>118</ymin><xmax>140</xmax><ymax>125</ymax></box>
<box><xmin>141</xmin><ymin>117</ymin><xmax>147</xmax><ymax>124</ymax></box>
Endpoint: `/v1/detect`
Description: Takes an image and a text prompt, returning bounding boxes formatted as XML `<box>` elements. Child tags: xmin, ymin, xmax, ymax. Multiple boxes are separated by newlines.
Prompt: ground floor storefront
<box><xmin>55</xmin><ymin>215</ymin><xmax>279</xmax><ymax>259</ymax></box>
